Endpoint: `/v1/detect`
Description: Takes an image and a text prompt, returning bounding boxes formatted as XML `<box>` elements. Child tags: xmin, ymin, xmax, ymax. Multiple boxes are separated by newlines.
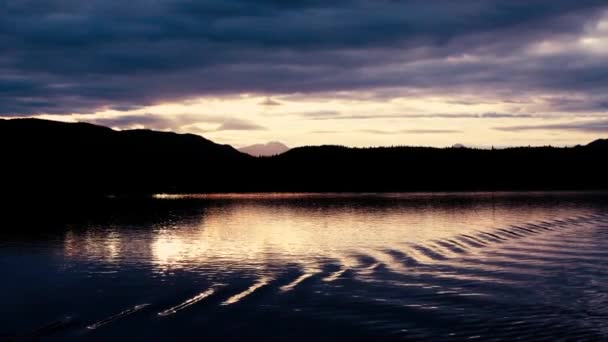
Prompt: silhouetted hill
<box><xmin>253</xmin><ymin>144</ymin><xmax>608</xmax><ymax>192</ymax></box>
<box><xmin>1</xmin><ymin>118</ymin><xmax>250</xmax><ymax>195</ymax></box>
<box><xmin>587</xmin><ymin>139</ymin><xmax>608</xmax><ymax>149</ymax></box>
<box><xmin>1</xmin><ymin>118</ymin><xmax>607</xmax><ymax>196</ymax></box>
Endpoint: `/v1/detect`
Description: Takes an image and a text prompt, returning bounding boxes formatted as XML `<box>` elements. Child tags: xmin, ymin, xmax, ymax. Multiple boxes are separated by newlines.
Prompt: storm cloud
<box><xmin>2</xmin><ymin>0</ymin><xmax>608</xmax><ymax>116</ymax></box>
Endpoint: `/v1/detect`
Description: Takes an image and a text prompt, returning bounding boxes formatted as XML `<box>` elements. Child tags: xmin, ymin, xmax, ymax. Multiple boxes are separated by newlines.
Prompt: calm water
<box><xmin>2</xmin><ymin>192</ymin><xmax>608</xmax><ymax>341</ymax></box>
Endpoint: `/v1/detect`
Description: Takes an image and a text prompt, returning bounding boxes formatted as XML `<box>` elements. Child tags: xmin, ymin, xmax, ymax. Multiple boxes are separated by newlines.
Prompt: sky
<box><xmin>2</xmin><ymin>0</ymin><xmax>608</xmax><ymax>148</ymax></box>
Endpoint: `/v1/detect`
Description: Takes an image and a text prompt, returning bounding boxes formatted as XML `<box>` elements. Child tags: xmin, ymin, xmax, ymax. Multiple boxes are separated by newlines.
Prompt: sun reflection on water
<box><xmin>62</xmin><ymin>193</ymin><xmax>597</xmax><ymax>279</ymax></box>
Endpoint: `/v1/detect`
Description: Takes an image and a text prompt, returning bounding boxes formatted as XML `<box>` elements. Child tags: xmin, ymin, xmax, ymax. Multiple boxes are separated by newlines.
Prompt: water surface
<box><xmin>2</xmin><ymin>192</ymin><xmax>608</xmax><ymax>341</ymax></box>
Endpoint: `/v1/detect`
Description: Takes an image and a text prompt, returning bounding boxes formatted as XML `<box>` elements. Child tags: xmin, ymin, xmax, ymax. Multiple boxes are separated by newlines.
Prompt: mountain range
<box><xmin>1</xmin><ymin>118</ymin><xmax>607</xmax><ymax>196</ymax></box>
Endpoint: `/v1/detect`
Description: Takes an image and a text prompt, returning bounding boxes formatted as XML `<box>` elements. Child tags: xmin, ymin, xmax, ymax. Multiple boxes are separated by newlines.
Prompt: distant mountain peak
<box><xmin>239</xmin><ymin>141</ymin><xmax>290</xmax><ymax>156</ymax></box>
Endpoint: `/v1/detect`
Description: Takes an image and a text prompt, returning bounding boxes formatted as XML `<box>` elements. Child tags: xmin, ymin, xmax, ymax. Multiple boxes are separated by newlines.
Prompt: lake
<box><xmin>2</xmin><ymin>192</ymin><xmax>608</xmax><ymax>341</ymax></box>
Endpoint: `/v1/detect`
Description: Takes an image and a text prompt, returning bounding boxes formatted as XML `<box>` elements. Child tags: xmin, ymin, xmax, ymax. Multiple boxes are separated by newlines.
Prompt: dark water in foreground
<box><xmin>2</xmin><ymin>192</ymin><xmax>608</xmax><ymax>341</ymax></box>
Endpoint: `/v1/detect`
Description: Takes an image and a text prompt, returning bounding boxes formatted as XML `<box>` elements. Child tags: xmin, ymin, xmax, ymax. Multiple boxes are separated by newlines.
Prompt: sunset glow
<box><xmin>3</xmin><ymin>3</ymin><xmax>607</xmax><ymax>148</ymax></box>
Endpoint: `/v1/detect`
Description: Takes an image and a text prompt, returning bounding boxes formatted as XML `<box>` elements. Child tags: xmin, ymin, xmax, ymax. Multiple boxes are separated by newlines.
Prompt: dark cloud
<box><xmin>480</xmin><ymin>113</ymin><xmax>533</xmax><ymax>118</ymax></box>
<box><xmin>84</xmin><ymin>113</ymin><xmax>266</xmax><ymax>132</ymax></box>
<box><xmin>215</xmin><ymin>119</ymin><xmax>266</xmax><ymax>131</ymax></box>
<box><xmin>494</xmin><ymin>119</ymin><xmax>608</xmax><ymax>133</ymax></box>
<box><xmin>88</xmin><ymin>114</ymin><xmax>176</xmax><ymax>130</ymax></box>
<box><xmin>542</xmin><ymin>97</ymin><xmax>608</xmax><ymax>113</ymax></box>
<box><xmin>307</xmin><ymin>112</ymin><xmax>536</xmax><ymax>120</ymax></box>
<box><xmin>259</xmin><ymin>97</ymin><xmax>282</xmax><ymax>106</ymax></box>
<box><xmin>1</xmin><ymin>0</ymin><xmax>607</xmax><ymax>115</ymax></box>
<box><xmin>297</xmin><ymin>111</ymin><xmax>342</xmax><ymax>118</ymax></box>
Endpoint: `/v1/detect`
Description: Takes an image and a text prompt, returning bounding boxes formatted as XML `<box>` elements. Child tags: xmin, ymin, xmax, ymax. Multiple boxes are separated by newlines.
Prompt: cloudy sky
<box><xmin>2</xmin><ymin>0</ymin><xmax>608</xmax><ymax>147</ymax></box>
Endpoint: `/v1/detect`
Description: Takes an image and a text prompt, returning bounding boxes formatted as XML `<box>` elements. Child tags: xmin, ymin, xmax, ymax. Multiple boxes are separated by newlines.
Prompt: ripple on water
<box><xmin>2</xmin><ymin>193</ymin><xmax>608</xmax><ymax>340</ymax></box>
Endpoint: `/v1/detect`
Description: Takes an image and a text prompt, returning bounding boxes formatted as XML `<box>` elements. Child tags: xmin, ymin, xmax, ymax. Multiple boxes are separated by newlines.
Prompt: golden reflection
<box><xmin>280</xmin><ymin>271</ymin><xmax>318</xmax><ymax>292</ymax></box>
<box><xmin>87</xmin><ymin>304</ymin><xmax>150</xmax><ymax>330</ymax></box>
<box><xmin>62</xmin><ymin>193</ymin><xmax>595</xmax><ymax>281</ymax></box>
<box><xmin>158</xmin><ymin>288</ymin><xmax>218</xmax><ymax>316</ymax></box>
<box><xmin>221</xmin><ymin>277</ymin><xmax>273</xmax><ymax>305</ymax></box>
<box><xmin>322</xmin><ymin>268</ymin><xmax>348</xmax><ymax>282</ymax></box>
<box><xmin>64</xmin><ymin>229</ymin><xmax>124</xmax><ymax>264</ymax></box>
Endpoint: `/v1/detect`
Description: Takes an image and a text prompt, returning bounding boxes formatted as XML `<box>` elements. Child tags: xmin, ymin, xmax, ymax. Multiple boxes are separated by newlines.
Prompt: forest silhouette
<box><xmin>2</xmin><ymin>118</ymin><xmax>606</xmax><ymax>196</ymax></box>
